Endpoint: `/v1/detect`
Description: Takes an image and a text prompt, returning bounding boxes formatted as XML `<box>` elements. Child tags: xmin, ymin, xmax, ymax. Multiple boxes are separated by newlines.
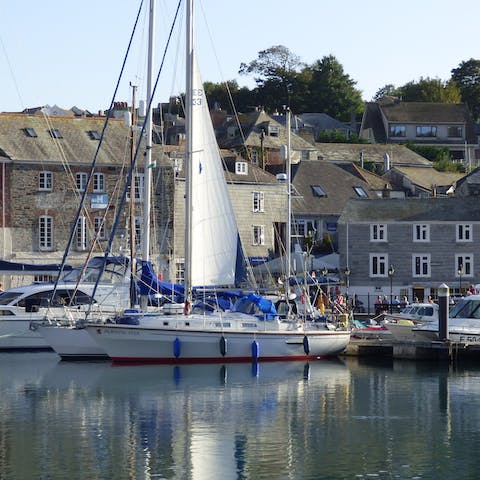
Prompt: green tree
<box><xmin>451</xmin><ymin>58</ymin><xmax>480</xmax><ymax>121</ymax></box>
<box><xmin>398</xmin><ymin>77</ymin><xmax>461</xmax><ymax>102</ymax></box>
<box><xmin>304</xmin><ymin>55</ymin><xmax>363</xmax><ymax>122</ymax></box>
<box><xmin>239</xmin><ymin>45</ymin><xmax>303</xmax><ymax>109</ymax></box>
<box><xmin>373</xmin><ymin>84</ymin><xmax>400</xmax><ymax>102</ymax></box>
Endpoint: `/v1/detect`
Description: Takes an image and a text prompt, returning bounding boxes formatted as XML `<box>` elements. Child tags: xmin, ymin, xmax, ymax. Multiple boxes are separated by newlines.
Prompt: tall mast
<box><xmin>184</xmin><ymin>0</ymin><xmax>194</xmax><ymax>306</ymax></box>
<box><xmin>286</xmin><ymin>108</ymin><xmax>292</xmax><ymax>279</ymax></box>
<box><xmin>141</xmin><ymin>0</ymin><xmax>156</xmax><ymax>262</ymax></box>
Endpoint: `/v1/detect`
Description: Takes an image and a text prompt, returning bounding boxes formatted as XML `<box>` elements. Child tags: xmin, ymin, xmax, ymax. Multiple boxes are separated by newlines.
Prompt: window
<box><xmin>76</xmin><ymin>172</ymin><xmax>88</xmax><ymax>192</ymax></box>
<box><xmin>456</xmin><ymin>255</ymin><xmax>473</xmax><ymax>277</ymax></box>
<box><xmin>88</xmin><ymin>130</ymin><xmax>101</xmax><ymax>140</ymax></box>
<box><xmin>175</xmin><ymin>259</ymin><xmax>185</xmax><ymax>284</ymax></box>
<box><xmin>370</xmin><ymin>224</ymin><xmax>387</xmax><ymax>242</ymax></box>
<box><xmin>39</xmin><ymin>216</ymin><xmax>53</xmax><ymax>251</ymax></box>
<box><xmin>301</xmin><ymin>150</ymin><xmax>310</xmax><ymax>161</ymax></box>
<box><xmin>93</xmin><ymin>172</ymin><xmax>105</xmax><ymax>193</ymax></box>
<box><xmin>447</xmin><ymin>126</ymin><xmax>463</xmax><ymax>138</ymax></box>
<box><xmin>389</xmin><ymin>125</ymin><xmax>406</xmax><ymax>137</ymax></box>
<box><xmin>76</xmin><ymin>216</ymin><xmax>88</xmax><ymax>251</ymax></box>
<box><xmin>24</xmin><ymin>128</ymin><xmax>37</xmax><ymax>137</ymax></box>
<box><xmin>235</xmin><ymin>162</ymin><xmax>248</xmax><ymax>175</ymax></box>
<box><xmin>252</xmin><ymin>191</ymin><xmax>264</xmax><ymax>212</ymax></box>
<box><xmin>253</xmin><ymin>225</ymin><xmax>265</xmax><ymax>245</ymax></box>
<box><xmin>311</xmin><ymin>185</ymin><xmax>327</xmax><ymax>197</ymax></box>
<box><xmin>94</xmin><ymin>217</ymin><xmax>106</xmax><ymax>240</ymax></box>
<box><xmin>370</xmin><ymin>254</ymin><xmax>388</xmax><ymax>277</ymax></box>
<box><xmin>416</xmin><ymin>126</ymin><xmax>437</xmax><ymax>137</ymax></box>
<box><xmin>353</xmin><ymin>186</ymin><xmax>368</xmax><ymax>197</ymax></box>
<box><xmin>413</xmin><ymin>224</ymin><xmax>430</xmax><ymax>242</ymax></box>
<box><xmin>457</xmin><ymin>224</ymin><xmax>472</xmax><ymax>242</ymax></box>
<box><xmin>127</xmin><ymin>173</ymin><xmax>145</xmax><ymax>202</ymax></box>
<box><xmin>251</xmin><ymin>150</ymin><xmax>259</xmax><ymax>166</ymax></box>
<box><xmin>39</xmin><ymin>171</ymin><xmax>53</xmax><ymax>191</ymax></box>
<box><xmin>293</xmin><ymin>219</ymin><xmax>316</xmax><ymax>239</ymax></box>
<box><xmin>49</xmin><ymin>129</ymin><xmax>63</xmax><ymax>139</ymax></box>
<box><xmin>134</xmin><ymin>216</ymin><xmax>142</xmax><ymax>248</ymax></box>
<box><xmin>268</xmin><ymin>125</ymin><xmax>279</xmax><ymax>137</ymax></box>
<box><xmin>413</xmin><ymin>254</ymin><xmax>431</xmax><ymax>277</ymax></box>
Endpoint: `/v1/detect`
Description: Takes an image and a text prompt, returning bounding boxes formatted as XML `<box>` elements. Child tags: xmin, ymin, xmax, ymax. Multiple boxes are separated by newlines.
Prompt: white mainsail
<box><xmin>189</xmin><ymin>51</ymin><xmax>238</xmax><ymax>287</ymax></box>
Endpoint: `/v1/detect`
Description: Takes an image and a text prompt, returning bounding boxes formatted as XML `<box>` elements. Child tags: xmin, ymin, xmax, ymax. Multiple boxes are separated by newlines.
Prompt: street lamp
<box><xmin>344</xmin><ymin>266</ymin><xmax>351</xmax><ymax>300</ymax></box>
<box><xmin>458</xmin><ymin>264</ymin><xmax>464</xmax><ymax>296</ymax></box>
<box><xmin>388</xmin><ymin>265</ymin><xmax>395</xmax><ymax>313</ymax></box>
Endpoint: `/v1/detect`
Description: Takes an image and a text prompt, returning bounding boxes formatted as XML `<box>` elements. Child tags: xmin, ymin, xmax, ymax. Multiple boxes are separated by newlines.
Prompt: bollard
<box><xmin>438</xmin><ymin>283</ymin><xmax>449</xmax><ymax>341</ymax></box>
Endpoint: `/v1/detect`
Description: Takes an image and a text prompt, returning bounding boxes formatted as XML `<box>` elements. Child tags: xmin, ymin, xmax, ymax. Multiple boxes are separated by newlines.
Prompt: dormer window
<box><xmin>24</xmin><ymin>128</ymin><xmax>38</xmax><ymax>137</ymax></box>
<box><xmin>389</xmin><ymin>125</ymin><xmax>406</xmax><ymax>137</ymax></box>
<box><xmin>268</xmin><ymin>125</ymin><xmax>279</xmax><ymax>137</ymax></box>
<box><xmin>49</xmin><ymin>129</ymin><xmax>63</xmax><ymax>139</ymax></box>
<box><xmin>416</xmin><ymin>126</ymin><xmax>437</xmax><ymax>138</ymax></box>
<box><xmin>448</xmin><ymin>126</ymin><xmax>463</xmax><ymax>138</ymax></box>
<box><xmin>311</xmin><ymin>185</ymin><xmax>327</xmax><ymax>197</ymax></box>
<box><xmin>235</xmin><ymin>161</ymin><xmax>248</xmax><ymax>175</ymax></box>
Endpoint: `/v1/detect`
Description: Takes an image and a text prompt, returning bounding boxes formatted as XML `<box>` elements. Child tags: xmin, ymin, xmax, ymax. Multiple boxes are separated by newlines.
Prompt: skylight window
<box><xmin>311</xmin><ymin>185</ymin><xmax>327</xmax><ymax>197</ymax></box>
<box><xmin>24</xmin><ymin>128</ymin><xmax>38</xmax><ymax>137</ymax></box>
<box><xmin>49</xmin><ymin>129</ymin><xmax>63</xmax><ymax>139</ymax></box>
<box><xmin>353</xmin><ymin>186</ymin><xmax>368</xmax><ymax>197</ymax></box>
<box><xmin>88</xmin><ymin>130</ymin><xmax>101</xmax><ymax>140</ymax></box>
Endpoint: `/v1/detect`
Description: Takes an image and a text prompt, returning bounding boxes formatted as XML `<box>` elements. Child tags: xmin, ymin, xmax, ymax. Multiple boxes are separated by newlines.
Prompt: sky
<box><xmin>1</xmin><ymin>0</ymin><xmax>479</xmax><ymax>114</ymax></box>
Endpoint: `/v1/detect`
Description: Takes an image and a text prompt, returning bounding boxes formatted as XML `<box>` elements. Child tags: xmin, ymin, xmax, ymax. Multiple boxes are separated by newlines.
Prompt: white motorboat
<box><xmin>3</xmin><ymin>256</ymin><xmax>132</xmax><ymax>351</ymax></box>
<box><xmin>384</xmin><ymin>302</ymin><xmax>438</xmax><ymax>342</ymax></box>
<box><xmin>85</xmin><ymin>0</ymin><xmax>350</xmax><ymax>364</ymax></box>
<box><xmin>413</xmin><ymin>295</ymin><xmax>480</xmax><ymax>343</ymax></box>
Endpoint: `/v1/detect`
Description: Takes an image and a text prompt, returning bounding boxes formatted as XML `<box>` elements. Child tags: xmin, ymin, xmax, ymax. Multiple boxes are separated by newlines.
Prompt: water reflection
<box><xmin>1</xmin><ymin>353</ymin><xmax>480</xmax><ymax>479</ymax></box>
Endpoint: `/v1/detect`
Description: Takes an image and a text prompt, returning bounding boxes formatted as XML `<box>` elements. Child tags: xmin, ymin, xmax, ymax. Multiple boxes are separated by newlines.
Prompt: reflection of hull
<box><xmin>86</xmin><ymin>322</ymin><xmax>350</xmax><ymax>364</ymax></box>
<box><xmin>35</xmin><ymin>324</ymin><xmax>108</xmax><ymax>360</ymax></box>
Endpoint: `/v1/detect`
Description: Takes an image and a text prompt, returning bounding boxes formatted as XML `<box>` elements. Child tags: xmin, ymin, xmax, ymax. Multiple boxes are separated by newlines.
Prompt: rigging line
<box><xmin>0</xmin><ymin>34</ymin><xmax>24</xmax><ymax>109</ymax></box>
<box><xmin>52</xmin><ymin>0</ymin><xmax>146</xmax><ymax>301</ymax></box>
<box><xmin>88</xmin><ymin>0</ymin><xmax>183</xmax><ymax>316</ymax></box>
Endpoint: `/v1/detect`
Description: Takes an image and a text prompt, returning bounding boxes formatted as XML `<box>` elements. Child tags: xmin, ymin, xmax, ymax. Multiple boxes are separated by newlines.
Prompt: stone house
<box><xmin>337</xmin><ymin>197</ymin><xmax>480</xmax><ymax>308</ymax></box>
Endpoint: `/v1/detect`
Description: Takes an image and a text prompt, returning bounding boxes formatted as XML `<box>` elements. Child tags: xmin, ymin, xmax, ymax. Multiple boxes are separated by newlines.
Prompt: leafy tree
<box><xmin>373</xmin><ymin>84</ymin><xmax>400</xmax><ymax>102</ymax></box>
<box><xmin>304</xmin><ymin>55</ymin><xmax>364</xmax><ymax>122</ymax></box>
<box><xmin>398</xmin><ymin>77</ymin><xmax>461</xmax><ymax>103</ymax></box>
<box><xmin>316</xmin><ymin>130</ymin><xmax>369</xmax><ymax>144</ymax></box>
<box><xmin>203</xmin><ymin>80</ymin><xmax>254</xmax><ymax>114</ymax></box>
<box><xmin>404</xmin><ymin>142</ymin><xmax>450</xmax><ymax>162</ymax></box>
<box><xmin>451</xmin><ymin>58</ymin><xmax>480</xmax><ymax>121</ymax></box>
<box><xmin>239</xmin><ymin>45</ymin><xmax>303</xmax><ymax>109</ymax></box>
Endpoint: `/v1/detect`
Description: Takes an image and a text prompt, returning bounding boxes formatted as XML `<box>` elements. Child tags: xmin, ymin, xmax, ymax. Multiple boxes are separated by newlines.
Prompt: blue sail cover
<box><xmin>0</xmin><ymin>260</ymin><xmax>73</xmax><ymax>275</ymax></box>
<box><xmin>139</xmin><ymin>261</ymin><xmax>185</xmax><ymax>298</ymax></box>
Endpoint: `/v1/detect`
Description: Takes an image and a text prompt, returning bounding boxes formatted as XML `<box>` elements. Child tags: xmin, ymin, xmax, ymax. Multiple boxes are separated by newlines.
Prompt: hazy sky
<box><xmin>1</xmin><ymin>0</ymin><xmax>478</xmax><ymax>113</ymax></box>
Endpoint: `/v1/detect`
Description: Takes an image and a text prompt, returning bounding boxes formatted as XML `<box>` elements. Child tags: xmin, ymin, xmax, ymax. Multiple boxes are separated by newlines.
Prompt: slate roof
<box><xmin>313</xmin><ymin>142</ymin><xmax>431</xmax><ymax>166</ymax></box>
<box><xmin>336</xmin><ymin>163</ymin><xmax>392</xmax><ymax>191</ymax></box>
<box><xmin>0</xmin><ymin>113</ymin><xmax>164</xmax><ymax>166</ymax></box>
<box><xmin>386</xmin><ymin>166</ymin><xmax>464</xmax><ymax>190</ymax></box>
<box><xmin>289</xmin><ymin>161</ymin><xmax>378</xmax><ymax>216</ymax></box>
<box><xmin>339</xmin><ymin>197</ymin><xmax>480</xmax><ymax>223</ymax></box>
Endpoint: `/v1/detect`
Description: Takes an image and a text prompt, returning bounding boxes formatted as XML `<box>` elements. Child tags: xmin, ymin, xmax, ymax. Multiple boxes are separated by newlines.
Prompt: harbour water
<box><xmin>1</xmin><ymin>352</ymin><xmax>479</xmax><ymax>480</ymax></box>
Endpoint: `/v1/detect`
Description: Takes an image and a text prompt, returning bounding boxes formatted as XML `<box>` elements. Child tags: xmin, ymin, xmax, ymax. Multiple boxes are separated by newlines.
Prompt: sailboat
<box><xmin>84</xmin><ymin>0</ymin><xmax>351</xmax><ymax>364</ymax></box>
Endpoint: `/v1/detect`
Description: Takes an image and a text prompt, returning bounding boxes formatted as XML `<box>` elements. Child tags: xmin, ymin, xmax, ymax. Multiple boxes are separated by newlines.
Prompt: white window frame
<box><xmin>93</xmin><ymin>172</ymin><xmax>105</xmax><ymax>193</ymax></box>
<box><xmin>457</xmin><ymin>224</ymin><xmax>472</xmax><ymax>242</ymax></box>
<box><xmin>134</xmin><ymin>216</ymin><xmax>143</xmax><ymax>248</ymax></box>
<box><xmin>412</xmin><ymin>254</ymin><xmax>431</xmax><ymax>277</ymax></box>
<box><xmin>235</xmin><ymin>162</ymin><xmax>248</xmax><ymax>175</ymax></box>
<box><xmin>253</xmin><ymin>225</ymin><xmax>265</xmax><ymax>246</ymax></box>
<box><xmin>39</xmin><ymin>171</ymin><xmax>53</xmax><ymax>191</ymax></box>
<box><xmin>456</xmin><ymin>254</ymin><xmax>473</xmax><ymax>277</ymax></box>
<box><xmin>413</xmin><ymin>224</ymin><xmax>430</xmax><ymax>242</ymax></box>
<box><xmin>127</xmin><ymin>173</ymin><xmax>145</xmax><ymax>202</ymax></box>
<box><xmin>370</xmin><ymin>224</ymin><xmax>387</xmax><ymax>242</ymax></box>
<box><xmin>252</xmin><ymin>191</ymin><xmax>264</xmax><ymax>213</ymax></box>
<box><xmin>370</xmin><ymin>254</ymin><xmax>388</xmax><ymax>277</ymax></box>
<box><xmin>39</xmin><ymin>215</ymin><xmax>53</xmax><ymax>251</ymax></box>
<box><xmin>175</xmin><ymin>259</ymin><xmax>185</xmax><ymax>284</ymax></box>
<box><xmin>76</xmin><ymin>172</ymin><xmax>88</xmax><ymax>192</ymax></box>
<box><xmin>76</xmin><ymin>216</ymin><xmax>88</xmax><ymax>251</ymax></box>
<box><xmin>94</xmin><ymin>216</ymin><xmax>106</xmax><ymax>240</ymax></box>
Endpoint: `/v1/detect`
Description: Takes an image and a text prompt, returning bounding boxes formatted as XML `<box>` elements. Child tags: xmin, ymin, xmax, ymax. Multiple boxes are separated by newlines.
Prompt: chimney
<box><xmin>359</xmin><ymin>150</ymin><xmax>364</xmax><ymax>168</ymax></box>
<box><xmin>383</xmin><ymin>153</ymin><xmax>391</xmax><ymax>172</ymax></box>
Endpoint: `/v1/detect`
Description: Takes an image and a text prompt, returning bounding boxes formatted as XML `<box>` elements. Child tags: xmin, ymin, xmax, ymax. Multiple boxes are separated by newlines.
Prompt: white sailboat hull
<box><xmin>0</xmin><ymin>315</ymin><xmax>51</xmax><ymax>350</ymax></box>
<box><xmin>36</xmin><ymin>324</ymin><xmax>108</xmax><ymax>360</ymax></box>
<box><xmin>86</xmin><ymin>317</ymin><xmax>350</xmax><ymax>364</ymax></box>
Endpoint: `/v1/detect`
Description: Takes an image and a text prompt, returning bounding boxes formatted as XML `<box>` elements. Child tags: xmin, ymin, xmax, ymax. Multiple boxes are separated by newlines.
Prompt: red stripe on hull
<box><xmin>111</xmin><ymin>355</ymin><xmax>330</xmax><ymax>365</ymax></box>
